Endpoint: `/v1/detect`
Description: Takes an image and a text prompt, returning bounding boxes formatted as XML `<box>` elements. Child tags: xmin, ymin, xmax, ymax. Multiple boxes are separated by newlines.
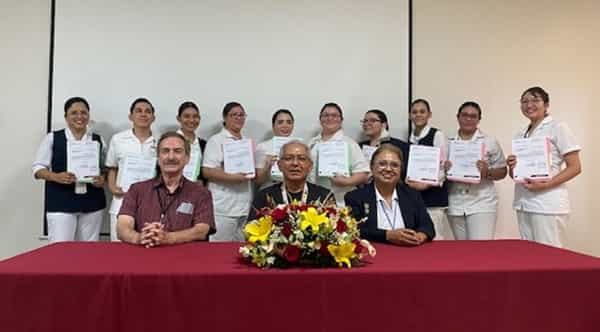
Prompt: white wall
<box><xmin>0</xmin><ymin>0</ymin><xmax>50</xmax><ymax>258</ymax></box>
<box><xmin>1</xmin><ymin>0</ymin><xmax>599</xmax><ymax>259</ymax></box>
<box><xmin>413</xmin><ymin>0</ymin><xmax>600</xmax><ymax>255</ymax></box>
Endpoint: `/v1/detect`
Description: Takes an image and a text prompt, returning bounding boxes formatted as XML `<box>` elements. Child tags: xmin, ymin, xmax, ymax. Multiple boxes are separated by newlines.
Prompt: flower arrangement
<box><xmin>239</xmin><ymin>200</ymin><xmax>376</xmax><ymax>269</ymax></box>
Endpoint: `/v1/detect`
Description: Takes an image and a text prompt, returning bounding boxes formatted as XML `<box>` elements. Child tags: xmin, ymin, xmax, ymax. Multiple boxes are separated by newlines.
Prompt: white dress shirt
<box><xmin>307</xmin><ymin>129</ymin><xmax>370</xmax><ymax>205</ymax></box>
<box><xmin>513</xmin><ymin>116</ymin><xmax>581</xmax><ymax>214</ymax></box>
<box><xmin>375</xmin><ymin>187</ymin><xmax>406</xmax><ymax>230</ymax></box>
<box><xmin>447</xmin><ymin>129</ymin><xmax>506</xmax><ymax>216</ymax></box>
<box><xmin>105</xmin><ymin>128</ymin><xmax>157</xmax><ymax>214</ymax></box>
<box><xmin>32</xmin><ymin>127</ymin><xmax>107</xmax><ymax>176</ymax></box>
<box><xmin>202</xmin><ymin>128</ymin><xmax>254</xmax><ymax>216</ymax></box>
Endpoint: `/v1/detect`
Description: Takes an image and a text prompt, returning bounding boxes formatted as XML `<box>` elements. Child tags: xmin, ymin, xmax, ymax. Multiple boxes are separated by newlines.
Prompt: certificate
<box><xmin>271</xmin><ymin>136</ymin><xmax>301</xmax><ymax>177</ymax></box>
<box><xmin>317</xmin><ymin>141</ymin><xmax>350</xmax><ymax>177</ymax></box>
<box><xmin>67</xmin><ymin>141</ymin><xmax>100</xmax><ymax>182</ymax></box>
<box><xmin>447</xmin><ymin>140</ymin><xmax>485</xmax><ymax>184</ymax></box>
<box><xmin>512</xmin><ymin>137</ymin><xmax>552</xmax><ymax>182</ymax></box>
<box><xmin>117</xmin><ymin>154</ymin><xmax>157</xmax><ymax>191</ymax></box>
<box><xmin>361</xmin><ymin>145</ymin><xmax>377</xmax><ymax>163</ymax></box>
<box><xmin>406</xmin><ymin>145</ymin><xmax>441</xmax><ymax>185</ymax></box>
<box><xmin>183</xmin><ymin>146</ymin><xmax>202</xmax><ymax>181</ymax></box>
<box><xmin>223</xmin><ymin>139</ymin><xmax>255</xmax><ymax>176</ymax></box>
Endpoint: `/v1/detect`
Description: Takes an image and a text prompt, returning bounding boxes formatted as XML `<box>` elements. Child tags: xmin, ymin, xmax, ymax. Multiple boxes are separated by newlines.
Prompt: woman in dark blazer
<box><xmin>345</xmin><ymin>144</ymin><xmax>435</xmax><ymax>245</ymax></box>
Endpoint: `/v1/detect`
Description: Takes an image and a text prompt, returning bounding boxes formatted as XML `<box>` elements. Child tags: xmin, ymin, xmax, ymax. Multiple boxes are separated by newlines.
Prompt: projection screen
<box><xmin>50</xmin><ymin>0</ymin><xmax>412</xmax><ymax>142</ymax></box>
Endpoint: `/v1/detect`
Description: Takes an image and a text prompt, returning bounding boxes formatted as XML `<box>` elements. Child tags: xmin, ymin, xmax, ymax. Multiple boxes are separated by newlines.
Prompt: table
<box><xmin>1</xmin><ymin>240</ymin><xmax>599</xmax><ymax>332</ymax></box>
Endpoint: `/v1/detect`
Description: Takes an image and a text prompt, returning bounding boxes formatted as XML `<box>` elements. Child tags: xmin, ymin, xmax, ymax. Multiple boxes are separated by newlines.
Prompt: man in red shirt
<box><xmin>117</xmin><ymin>132</ymin><xmax>215</xmax><ymax>247</ymax></box>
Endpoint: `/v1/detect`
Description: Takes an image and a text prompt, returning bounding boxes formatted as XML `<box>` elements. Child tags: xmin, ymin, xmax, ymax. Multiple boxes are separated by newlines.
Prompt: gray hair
<box><xmin>279</xmin><ymin>140</ymin><xmax>312</xmax><ymax>161</ymax></box>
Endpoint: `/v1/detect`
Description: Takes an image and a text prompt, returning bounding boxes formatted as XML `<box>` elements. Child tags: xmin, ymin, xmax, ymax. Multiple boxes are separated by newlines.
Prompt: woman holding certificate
<box><xmin>445</xmin><ymin>102</ymin><xmax>507</xmax><ymax>240</ymax></box>
<box><xmin>32</xmin><ymin>97</ymin><xmax>106</xmax><ymax>242</ymax></box>
<box><xmin>255</xmin><ymin>109</ymin><xmax>295</xmax><ymax>190</ymax></box>
<box><xmin>308</xmin><ymin>102</ymin><xmax>370</xmax><ymax>205</ymax></box>
<box><xmin>506</xmin><ymin>87</ymin><xmax>581</xmax><ymax>248</ymax></box>
<box><xmin>176</xmin><ymin>101</ymin><xmax>207</xmax><ymax>184</ymax></box>
<box><xmin>406</xmin><ymin>99</ymin><xmax>453</xmax><ymax>240</ymax></box>
<box><xmin>105</xmin><ymin>97</ymin><xmax>157</xmax><ymax>241</ymax></box>
<box><xmin>358</xmin><ymin>109</ymin><xmax>410</xmax><ymax>180</ymax></box>
<box><xmin>345</xmin><ymin>144</ymin><xmax>435</xmax><ymax>245</ymax></box>
<box><xmin>202</xmin><ymin>102</ymin><xmax>255</xmax><ymax>241</ymax></box>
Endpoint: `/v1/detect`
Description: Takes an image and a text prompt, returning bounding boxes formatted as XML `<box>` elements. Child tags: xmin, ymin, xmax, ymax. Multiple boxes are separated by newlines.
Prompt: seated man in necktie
<box><xmin>117</xmin><ymin>132</ymin><xmax>216</xmax><ymax>247</ymax></box>
<box><xmin>248</xmin><ymin>140</ymin><xmax>335</xmax><ymax>221</ymax></box>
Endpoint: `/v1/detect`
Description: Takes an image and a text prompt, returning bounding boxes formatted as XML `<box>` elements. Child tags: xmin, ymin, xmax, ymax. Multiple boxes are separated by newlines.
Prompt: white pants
<box><xmin>516</xmin><ymin>210</ymin><xmax>567</xmax><ymax>248</ymax></box>
<box><xmin>109</xmin><ymin>213</ymin><xmax>120</xmax><ymax>242</ymax></box>
<box><xmin>209</xmin><ymin>215</ymin><xmax>246</xmax><ymax>242</ymax></box>
<box><xmin>448</xmin><ymin>212</ymin><xmax>496</xmax><ymax>240</ymax></box>
<box><xmin>428</xmin><ymin>207</ymin><xmax>453</xmax><ymax>240</ymax></box>
<box><xmin>46</xmin><ymin>210</ymin><xmax>103</xmax><ymax>243</ymax></box>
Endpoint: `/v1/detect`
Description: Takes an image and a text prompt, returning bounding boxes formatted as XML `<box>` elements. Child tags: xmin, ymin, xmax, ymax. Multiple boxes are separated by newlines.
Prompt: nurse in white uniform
<box><xmin>105</xmin><ymin>98</ymin><xmax>157</xmax><ymax>241</ymax></box>
<box><xmin>507</xmin><ymin>87</ymin><xmax>581</xmax><ymax>248</ymax></box>
<box><xmin>446</xmin><ymin>101</ymin><xmax>507</xmax><ymax>240</ymax></box>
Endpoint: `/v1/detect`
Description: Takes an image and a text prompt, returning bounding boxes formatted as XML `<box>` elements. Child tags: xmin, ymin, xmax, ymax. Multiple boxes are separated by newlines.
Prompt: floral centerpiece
<box><xmin>239</xmin><ymin>200</ymin><xmax>376</xmax><ymax>268</ymax></box>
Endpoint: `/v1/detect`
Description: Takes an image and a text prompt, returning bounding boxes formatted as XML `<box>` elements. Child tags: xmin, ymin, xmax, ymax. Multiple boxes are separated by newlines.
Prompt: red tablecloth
<box><xmin>1</xmin><ymin>240</ymin><xmax>599</xmax><ymax>332</ymax></box>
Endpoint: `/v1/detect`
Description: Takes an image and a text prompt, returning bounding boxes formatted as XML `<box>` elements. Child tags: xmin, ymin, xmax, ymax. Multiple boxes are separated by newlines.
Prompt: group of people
<box><xmin>32</xmin><ymin>86</ymin><xmax>581</xmax><ymax>249</ymax></box>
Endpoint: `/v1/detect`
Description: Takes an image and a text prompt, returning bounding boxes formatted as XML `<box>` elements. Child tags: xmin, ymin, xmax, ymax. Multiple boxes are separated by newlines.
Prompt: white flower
<box><xmin>239</xmin><ymin>246</ymin><xmax>250</xmax><ymax>257</ymax></box>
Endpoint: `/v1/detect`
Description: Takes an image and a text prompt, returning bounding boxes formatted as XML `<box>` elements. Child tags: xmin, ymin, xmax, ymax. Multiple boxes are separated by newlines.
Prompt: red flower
<box><xmin>296</xmin><ymin>204</ymin><xmax>308</xmax><ymax>212</ymax></box>
<box><xmin>282</xmin><ymin>245</ymin><xmax>301</xmax><ymax>263</ymax></box>
<box><xmin>319</xmin><ymin>241</ymin><xmax>330</xmax><ymax>256</ymax></box>
<box><xmin>281</xmin><ymin>223</ymin><xmax>292</xmax><ymax>237</ymax></box>
<box><xmin>353</xmin><ymin>239</ymin><xmax>364</xmax><ymax>254</ymax></box>
<box><xmin>326</xmin><ymin>207</ymin><xmax>337</xmax><ymax>217</ymax></box>
<box><xmin>256</xmin><ymin>207</ymin><xmax>271</xmax><ymax>219</ymax></box>
<box><xmin>336</xmin><ymin>219</ymin><xmax>347</xmax><ymax>233</ymax></box>
<box><xmin>271</xmin><ymin>207</ymin><xmax>288</xmax><ymax>223</ymax></box>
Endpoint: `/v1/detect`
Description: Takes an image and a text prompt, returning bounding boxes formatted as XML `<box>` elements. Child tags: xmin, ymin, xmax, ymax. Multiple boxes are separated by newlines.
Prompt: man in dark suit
<box><xmin>248</xmin><ymin>141</ymin><xmax>335</xmax><ymax>221</ymax></box>
<box><xmin>345</xmin><ymin>144</ymin><xmax>435</xmax><ymax>245</ymax></box>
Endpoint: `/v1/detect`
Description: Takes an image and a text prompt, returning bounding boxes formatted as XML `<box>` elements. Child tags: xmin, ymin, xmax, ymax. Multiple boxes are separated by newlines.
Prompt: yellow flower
<box><xmin>327</xmin><ymin>242</ymin><xmax>356</xmax><ymax>268</ymax></box>
<box><xmin>300</xmin><ymin>207</ymin><xmax>329</xmax><ymax>232</ymax></box>
<box><xmin>244</xmin><ymin>216</ymin><xmax>273</xmax><ymax>243</ymax></box>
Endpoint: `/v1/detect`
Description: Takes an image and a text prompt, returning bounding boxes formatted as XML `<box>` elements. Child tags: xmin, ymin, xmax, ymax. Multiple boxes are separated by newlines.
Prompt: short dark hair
<box><xmin>370</xmin><ymin>144</ymin><xmax>404</xmax><ymax>168</ymax></box>
<box><xmin>272</xmin><ymin>109</ymin><xmax>294</xmax><ymax>125</ymax></box>
<box><xmin>130</xmin><ymin>97</ymin><xmax>155</xmax><ymax>114</ymax></box>
<box><xmin>64</xmin><ymin>96</ymin><xmax>89</xmax><ymax>115</ymax></box>
<box><xmin>457</xmin><ymin>101</ymin><xmax>482</xmax><ymax>119</ymax></box>
<box><xmin>411</xmin><ymin>99</ymin><xmax>431</xmax><ymax>112</ymax></box>
<box><xmin>222</xmin><ymin>102</ymin><xmax>244</xmax><ymax>126</ymax></box>
<box><xmin>157</xmin><ymin>131</ymin><xmax>190</xmax><ymax>157</ymax></box>
<box><xmin>320</xmin><ymin>102</ymin><xmax>343</xmax><ymax>120</ymax></box>
<box><xmin>177</xmin><ymin>101</ymin><xmax>199</xmax><ymax>117</ymax></box>
<box><xmin>521</xmin><ymin>86</ymin><xmax>549</xmax><ymax>104</ymax></box>
<box><xmin>366</xmin><ymin>109</ymin><xmax>389</xmax><ymax>130</ymax></box>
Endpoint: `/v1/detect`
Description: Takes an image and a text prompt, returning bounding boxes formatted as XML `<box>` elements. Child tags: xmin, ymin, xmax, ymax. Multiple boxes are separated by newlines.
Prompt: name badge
<box><xmin>176</xmin><ymin>202</ymin><xmax>194</xmax><ymax>215</ymax></box>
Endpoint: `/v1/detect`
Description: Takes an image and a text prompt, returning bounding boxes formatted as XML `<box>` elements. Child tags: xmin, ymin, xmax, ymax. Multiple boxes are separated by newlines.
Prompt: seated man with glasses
<box><xmin>345</xmin><ymin>144</ymin><xmax>435</xmax><ymax>246</ymax></box>
<box><xmin>248</xmin><ymin>140</ymin><xmax>335</xmax><ymax>221</ymax></box>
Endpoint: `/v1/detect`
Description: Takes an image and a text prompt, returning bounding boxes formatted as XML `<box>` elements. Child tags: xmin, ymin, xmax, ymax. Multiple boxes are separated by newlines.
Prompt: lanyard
<box><xmin>379</xmin><ymin>199</ymin><xmax>399</xmax><ymax>230</ymax></box>
<box><xmin>155</xmin><ymin>186</ymin><xmax>181</xmax><ymax>224</ymax></box>
<box><xmin>281</xmin><ymin>183</ymin><xmax>309</xmax><ymax>205</ymax></box>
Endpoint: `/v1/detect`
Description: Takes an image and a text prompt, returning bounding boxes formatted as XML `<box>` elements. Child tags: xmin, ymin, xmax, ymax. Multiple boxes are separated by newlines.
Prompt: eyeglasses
<box><xmin>360</xmin><ymin>118</ymin><xmax>381</xmax><ymax>125</ymax></box>
<box><xmin>374</xmin><ymin>160</ymin><xmax>401</xmax><ymax>170</ymax></box>
<box><xmin>280</xmin><ymin>155</ymin><xmax>310</xmax><ymax>163</ymax></box>
<box><xmin>228</xmin><ymin>112</ymin><xmax>246</xmax><ymax>119</ymax></box>
<box><xmin>520</xmin><ymin>98</ymin><xmax>544</xmax><ymax>105</ymax></box>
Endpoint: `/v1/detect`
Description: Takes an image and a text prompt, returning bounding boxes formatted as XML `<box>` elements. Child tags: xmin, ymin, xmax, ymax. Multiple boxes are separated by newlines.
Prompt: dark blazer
<box><xmin>247</xmin><ymin>182</ymin><xmax>335</xmax><ymax>221</ymax></box>
<box><xmin>344</xmin><ymin>182</ymin><xmax>435</xmax><ymax>243</ymax></box>
<box><xmin>359</xmin><ymin>136</ymin><xmax>410</xmax><ymax>180</ymax></box>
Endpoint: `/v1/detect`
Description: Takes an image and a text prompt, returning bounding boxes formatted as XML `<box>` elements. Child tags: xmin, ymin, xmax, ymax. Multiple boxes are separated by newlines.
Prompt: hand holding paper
<box><xmin>406</xmin><ymin>145</ymin><xmax>441</xmax><ymax>185</ymax></box>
